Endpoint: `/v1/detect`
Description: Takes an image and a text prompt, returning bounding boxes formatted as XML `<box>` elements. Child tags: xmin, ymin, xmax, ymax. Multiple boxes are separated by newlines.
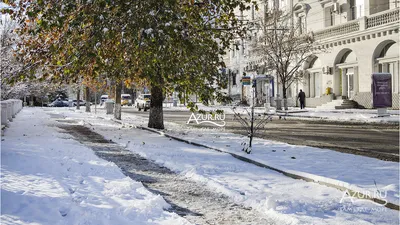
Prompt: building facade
<box><xmin>224</xmin><ymin>0</ymin><xmax>399</xmax><ymax>109</ymax></box>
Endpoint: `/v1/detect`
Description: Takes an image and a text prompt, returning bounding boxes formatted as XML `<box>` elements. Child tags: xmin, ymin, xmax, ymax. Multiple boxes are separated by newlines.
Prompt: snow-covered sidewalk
<box><xmin>110</xmin><ymin>110</ymin><xmax>400</xmax><ymax>206</ymax></box>
<box><xmin>2</xmin><ymin>107</ymin><xmax>399</xmax><ymax>224</ymax></box>
<box><xmin>162</xmin><ymin>104</ymin><xmax>399</xmax><ymax>124</ymax></box>
<box><xmin>29</xmin><ymin>107</ymin><xmax>400</xmax><ymax>224</ymax></box>
<box><xmin>1</xmin><ymin>108</ymin><xmax>190</xmax><ymax>225</ymax></box>
<box><xmin>164</xmin><ymin>124</ymin><xmax>400</xmax><ymax>203</ymax></box>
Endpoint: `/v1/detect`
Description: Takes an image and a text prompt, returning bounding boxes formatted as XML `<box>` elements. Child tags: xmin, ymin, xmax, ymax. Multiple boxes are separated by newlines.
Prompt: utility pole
<box><xmin>273</xmin><ymin>0</ymin><xmax>279</xmax><ymax>98</ymax></box>
<box><xmin>272</xmin><ymin>0</ymin><xmax>283</xmax><ymax>110</ymax></box>
<box><xmin>250</xmin><ymin>81</ymin><xmax>255</xmax><ymax>149</ymax></box>
<box><xmin>290</xmin><ymin>0</ymin><xmax>294</xmax><ymax>28</ymax></box>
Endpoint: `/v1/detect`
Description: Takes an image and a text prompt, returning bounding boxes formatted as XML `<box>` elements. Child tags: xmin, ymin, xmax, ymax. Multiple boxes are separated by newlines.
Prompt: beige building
<box><xmin>224</xmin><ymin>0</ymin><xmax>399</xmax><ymax>109</ymax></box>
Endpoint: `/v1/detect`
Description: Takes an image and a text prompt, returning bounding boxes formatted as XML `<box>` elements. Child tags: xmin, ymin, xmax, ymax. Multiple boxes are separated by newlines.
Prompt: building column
<box><xmin>354</xmin><ymin>66</ymin><xmax>359</xmax><ymax>94</ymax></box>
<box><xmin>364</xmin><ymin>0</ymin><xmax>371</xmax><ymax>16</ymax></box>
<box><xmin>396</xmin><ymin>61</ymin><xmax>400</xmax><ymax>93</ymax></box>
<box><xmin>333</xmin><ymin>68</ymin><xmax>341</xmax><ymax>96</ymax></box>
<box><xmin>389</xmin><ymin>61</ymin><xmax>399</xmax><ymax>93</ymax></box>
<box><xmin>341</xmin><ymin>69</ymin><xmax>347</xmax><ymax>97</ymax></box>
<box><xmin>316</xmin><ymin>72</ymin><xmax>321</xmax><ymax>97</ymax></box>
<box><xmin>310</xmin><ymin>73</ymin><xmax>315</xmax><ymax>97</ymax></box>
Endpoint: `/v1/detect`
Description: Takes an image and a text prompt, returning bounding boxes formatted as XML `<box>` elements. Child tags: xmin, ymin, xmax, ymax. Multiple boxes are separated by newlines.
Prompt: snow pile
<box><xmin>162</xmin><ymin>104</ymin><xmax>399</xmax><ymax>124</ymax></box>
<box><xmin>1</xmin><ymin>108</ymin><xmax>190</xmax><ymax>225</ymax></box>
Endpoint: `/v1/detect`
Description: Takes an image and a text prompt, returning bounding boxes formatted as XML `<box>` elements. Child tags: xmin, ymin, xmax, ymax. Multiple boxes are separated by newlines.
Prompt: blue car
<box><xmin>49</xmin><ymin>99</ymin><xmax>69</xmax><ymax>107</ymax></box>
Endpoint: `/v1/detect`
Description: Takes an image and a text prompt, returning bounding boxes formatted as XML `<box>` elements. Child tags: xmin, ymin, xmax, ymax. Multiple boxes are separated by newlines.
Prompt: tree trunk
<box><xmin>282</xmin><ymin>83</ymin><xmax>286</xmax><ymax>99</ymax></box>
<box><xmin>249</xmin><ymin>118</ymin><xmax>254</xmax><ymax>149</ymax></box>
<box><xmin>114</xmin><ymin>81</ymin><xmax>122</xmax><ymax>120</ymax></box>
<box><xmin>248</xmin><ymin>87</ymin><xmax>255</xmax><ymax>153</ymax></box>
<box><xmin>76</xmin><ymin>88</ymin><xmax>80</xmax><ymax>110</ymax></box>
<box><xmin>282</xmin><ymin>83</ymin><xmax>288</xmax><ymax>110</ymax></box>
<box><xmin>85</xmin><ymin>86</ymin><xmax>91</xmax><ymax>112</ymax></box>
<box><xmin>148</xmin><ymin>85</ymin><xmax>164</xmax><ymax>129</ymax></box>
<box><xmin>249</xmin><ymin>135</ymin><xmax>253</xmax><ymax>149</ymax></box>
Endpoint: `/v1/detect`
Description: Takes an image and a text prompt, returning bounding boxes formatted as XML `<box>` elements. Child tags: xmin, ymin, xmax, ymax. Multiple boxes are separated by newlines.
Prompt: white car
<box><xmin>135</xmin><ymin>94</ymin><xmax>151</xmax><ymax>111</ymax></box>
<box><xmin>100</xmin><ymin>95</ymin><xmax>108</xmax><ymax>105</ymax></box>
<box><xmin>121</xmin><ymin>94</ymin><xmax>132</xmax><ymax>106</ymax></box>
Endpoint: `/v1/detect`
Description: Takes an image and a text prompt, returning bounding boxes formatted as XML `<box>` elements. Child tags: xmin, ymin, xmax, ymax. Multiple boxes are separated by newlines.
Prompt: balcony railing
<box><xmin>367</xmin><ymin>8</ymin><xmax>399</xmax><ymax>29</ymax></box>
<box><xmin>314</xmin><ymin>8</ymin><xmax>399</xmax><ymax>40</ymax></box>
<box><xmin>314</xmin><ymin>21</ymin><xmax>360</xmax><ymax>40</ymax></box>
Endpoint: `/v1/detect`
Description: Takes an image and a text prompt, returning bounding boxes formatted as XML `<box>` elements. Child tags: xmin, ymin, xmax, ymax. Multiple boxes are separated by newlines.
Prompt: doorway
<box><xmin>314</xmin><ymin>72</ymin><xmax>321</xmax><ymax>97</ymax></box>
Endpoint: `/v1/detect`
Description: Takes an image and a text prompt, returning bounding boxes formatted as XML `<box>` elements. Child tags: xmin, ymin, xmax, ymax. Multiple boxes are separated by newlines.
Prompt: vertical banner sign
<box><xmin>372</xmin><ymin>73</ymin><xmax>392</xmax><ymax>108</ymax></box>
<box><xmin>242</xmin><ymin>76</ymin><xmax>251</xmax><ymax>86</ymax></box>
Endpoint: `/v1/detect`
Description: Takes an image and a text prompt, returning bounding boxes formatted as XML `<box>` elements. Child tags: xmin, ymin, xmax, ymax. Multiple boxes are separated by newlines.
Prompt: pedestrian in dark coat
<box><xmin>297</xmin><ymin>89</ymin><xmax>306</xmax><ymax>109</ymax></box>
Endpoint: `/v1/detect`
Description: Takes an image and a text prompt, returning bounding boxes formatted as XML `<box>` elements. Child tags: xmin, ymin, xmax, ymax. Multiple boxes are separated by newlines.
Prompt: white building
<box><xmin>224</xmin><ymin>0</ymin><xmax>399</xmax><ymax>109</ymax></box>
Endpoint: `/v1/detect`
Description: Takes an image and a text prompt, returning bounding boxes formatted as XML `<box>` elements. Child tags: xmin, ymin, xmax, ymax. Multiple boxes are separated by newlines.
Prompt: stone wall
<box><xmin>353</xmin><ymin>92</ymin><xmax>399</xmax><ymax>109</ymax></box>
<box><xmin>270</xmin><ymin>97</ymin><xmax>297</xmax><ymax>108</ymax></box>
<box><xmin>353</xmin><ymin>92</ymin><xmax>372</xmax><ymax>108</ymax></box>
<box><xmin>393</xmin><ymin>93</ymin><xmax>399</xmax><ymax>109</ymax></box>
<box><xmin>305</xmin><ymin>94</ymin><xmax>334</xmax><ymax>108</ymax></box>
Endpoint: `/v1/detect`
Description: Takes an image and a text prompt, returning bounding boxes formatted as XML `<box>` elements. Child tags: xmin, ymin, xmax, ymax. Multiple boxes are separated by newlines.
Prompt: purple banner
<box><xmin>372</xmin><ymin>73</ymin><xmax>392</xmax><ymax>108</ymax></box>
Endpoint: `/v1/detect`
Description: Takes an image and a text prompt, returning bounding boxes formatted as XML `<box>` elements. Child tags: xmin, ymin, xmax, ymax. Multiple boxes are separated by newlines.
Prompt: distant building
<box><xmin>224</xmin><ymin>0</ymin><xmax>399</xmax><ymax>109</ymax></box>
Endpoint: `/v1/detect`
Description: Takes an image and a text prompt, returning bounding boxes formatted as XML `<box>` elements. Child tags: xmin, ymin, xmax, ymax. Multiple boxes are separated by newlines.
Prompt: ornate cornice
<box><xmin>318</xmin><ymin>0</ymin><xmax>335</xmax><ymax>7</ymax></box>
<box><xmin>293</xmin><ymin>2</ymin><xmax>309</xmax><ymax>17</ymax></box>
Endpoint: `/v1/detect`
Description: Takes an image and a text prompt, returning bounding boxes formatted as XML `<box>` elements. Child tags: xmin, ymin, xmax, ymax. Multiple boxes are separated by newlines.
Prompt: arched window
<box><xmin>375</xmin><ymin>41</ymin><xmax>399</xmax><ymax>93</ymax></box>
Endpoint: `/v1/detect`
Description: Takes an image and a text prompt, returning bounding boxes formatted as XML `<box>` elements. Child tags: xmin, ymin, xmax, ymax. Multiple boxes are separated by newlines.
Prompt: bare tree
<box><xmin>251</xmin><ymin>10</ymin><xmax>319</xmax><ymax>110</ymax></box>
<box><xmin>232</xmin><ymin>86</ymin><xmax>272</xmax><ymax>154</ymax></box>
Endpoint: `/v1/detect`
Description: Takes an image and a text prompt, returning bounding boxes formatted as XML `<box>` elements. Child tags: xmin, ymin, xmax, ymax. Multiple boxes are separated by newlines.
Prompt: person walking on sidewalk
<box><xmin>297</xmin><ymin>89</ymin><xmax>306</xmax><ymax>109</ymax></box>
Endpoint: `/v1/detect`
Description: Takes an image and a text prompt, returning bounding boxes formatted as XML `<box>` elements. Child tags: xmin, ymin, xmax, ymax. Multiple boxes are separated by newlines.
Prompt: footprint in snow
<box><xmin>59</xmin><ymin>207</ymin><xmax>69</xmax><ymax>217</ymax></box>
<box><xmin>68</xmin><ymin>187</ymin><xmax>76</xmax><ymax>194</ymax></box>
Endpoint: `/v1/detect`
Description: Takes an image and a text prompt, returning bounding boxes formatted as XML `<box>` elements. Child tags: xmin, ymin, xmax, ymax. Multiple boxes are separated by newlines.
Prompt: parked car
<box><xmin>100</xmin><ymin>95</ymin><xmax>108</xmax><ymax>106</ymax></box>
<box><xmin>121</xmin><ymin>94</ymin><xmax>132</xmax><ymax>106</ymax></box>
<box><xmin>49</xmin><ymin>99</ymin><xmax>69</xmax><ymax>107</ymax></box>
<box><xmin>135</xmin><ymin>94</ymin><xmax>151</xmax><ymax>111</ymax></box>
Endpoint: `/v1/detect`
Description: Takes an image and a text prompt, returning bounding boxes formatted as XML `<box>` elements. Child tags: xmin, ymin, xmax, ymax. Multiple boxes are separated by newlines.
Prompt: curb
<box><xmin>109</xmin><ymin>118</ymin><xmax>399</xmax><ymax>211</ymax></box>
<box><xmin>282</xmin><ymin>114</ymin><xmax>400</xmax><ymax>125</ymax></box>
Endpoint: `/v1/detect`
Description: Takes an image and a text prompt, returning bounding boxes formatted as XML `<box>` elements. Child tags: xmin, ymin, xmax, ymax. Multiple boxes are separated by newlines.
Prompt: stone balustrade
<box><xmin>314</xmin><ymin>8</ymin><xmax>399</xmax><ymax>40</ymax></box>
<box><xmin>367</xmin><ymin>8</ymin><xmax>400</xmax><ymax>29</ymax></box>
<box><xmin>314</xmin><ymin>20</ymin><xmax>360</xmax><ymax>40</ymax></box>
<box><xmin>1</xmin><ymin>99</ymin><xmax>23</xmax><ymax>130</ymax></box>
